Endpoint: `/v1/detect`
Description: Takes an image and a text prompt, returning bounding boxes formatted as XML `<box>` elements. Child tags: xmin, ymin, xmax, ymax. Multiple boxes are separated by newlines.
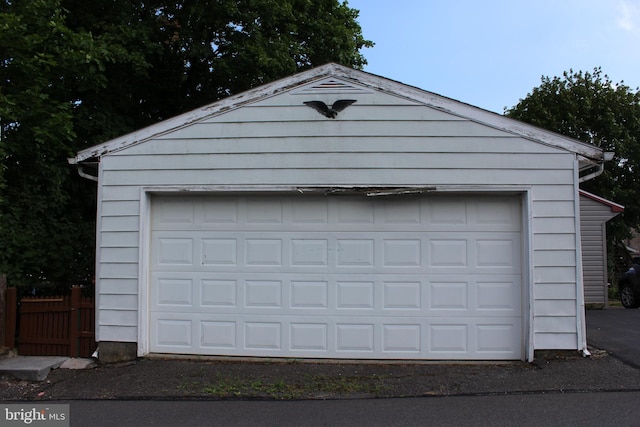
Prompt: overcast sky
<box><xmin>347</xmin><ymin>0</ymin><xmax>640</xmax><ymax>113</ymax></box>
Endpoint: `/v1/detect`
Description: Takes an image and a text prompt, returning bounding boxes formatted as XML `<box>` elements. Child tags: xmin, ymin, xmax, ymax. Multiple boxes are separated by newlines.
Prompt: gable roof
<box><xmin>73</xmin><ymin>63</ymin><xmax>604</xmax><ymax>164</ymax></box>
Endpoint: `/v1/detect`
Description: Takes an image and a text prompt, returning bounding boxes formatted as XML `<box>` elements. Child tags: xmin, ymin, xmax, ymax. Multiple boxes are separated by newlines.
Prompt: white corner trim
<box><xmin>574</xmin><ymin>159</ymin><xmax>588</xmax><ymax>354</ymax></box>
<box><xmin>524</xmin><ymin>190</ymin><xmax>535</xmax><ymax>362</ymax></box>
<box><xmin>94</xmin><ymin>162</ymin><xmax>104</xmax><ymax>342</ymax></box>
<box><xmin>137</xmin><ymin>189</ymin><xmax>153</xmax><ymax>357</ymax></box>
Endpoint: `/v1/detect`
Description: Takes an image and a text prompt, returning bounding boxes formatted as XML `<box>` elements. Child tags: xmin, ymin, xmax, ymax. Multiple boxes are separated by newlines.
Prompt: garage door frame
<box><xmin>136</xmin><ymin>186</ymin><xmax>533</xmax><ymax>361</ymax></box>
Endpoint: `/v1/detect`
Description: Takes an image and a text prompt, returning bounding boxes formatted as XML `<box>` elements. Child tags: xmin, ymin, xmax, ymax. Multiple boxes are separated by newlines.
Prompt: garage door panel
<box><xmin>150</xmin><ymin>194</ymin><xmax>523</xmax><ymax>360</ymax></box>
<box><xmin>428</xmin><ymin>318</ymin><xmax>522</xmax><ymax>358</ymax></box>
<box><xmin>291</xmin><ymin>280</ymin><xmax>329</xmax><ymax>308</ymax></box>
<box><xmin>245</xmin><ymin>280</ymin><xmax>283</xmax><ymax>308</ymax></box>
<box><xmin>474</xmin><ymin>198</ymin><xmax>521</xmax><ymax>228</ymax></box>
<box><xmin>151</xmin><ymin>231</ymin><xmax>521</xmax><ymax>275</ymax></box>
<box><xmin>201</xmin><ymin>320</ymin><xmax>236</xmax><ymax>349</ymax></box>
<box><xmin>154</xmin><ymin>197</ymin><xmax>196</xmax><ymax>226</ymax></box>
<box><xmin>201</xmin><ymin>279</ymin><xmax>237</xmax><ymax>307</ymax></box>
<box><xmin>476</xmin><ymin>279</ymin><xmax>520</xmax><ymax>311</ymax></box>
<box><xmin>244</xmin><ymin>239</ymin><xmax>283</xmax><ymax>266</ymax></box>
<box><xmin>152</xmin><ymin>196</ymin><xmax>521</xmax><ymax>233</ymax></box>
<box><xmin>476</xmin><ymin>322</ymin><xmax>522</xmax><ymax>354</ymax></box>
<box><xmin>475</xmin><ymin>238</ymin><xmax>520</xmax><ymax>268</ymax></box>
<box><xmin>383</xmin><ymin>239</ymin><xmax>422</xmax><ymax>266</ymax></box>
<box><xmin>156</xmin><ymin>238</ymin><xmax>194</xmax><ymax>266</ymax></box>
<box><xmin>149</xmin><ymin>313</ymin><xmax>522</xmax><ymax>359</ymax></box>
<box><xmin>155</xmin><ymin>278</ymin><xmax>193</xmax><ymax>306</ymax></box>
<box><xmin>150</xmin><ymin>273</ymin><xmax>521</xmax><ymax>318</ymax></box>
<box><xmin>290</xmin><ymin>239</ymin><xmax>329</xmax><ymax>266</ymax></box>
<box><xmin>383</xmin><ymin>324</ymin><xmax>421</xmax><ymax>353</ymax></box>
<box><xmin>155</xmin><ymin>318</ymin><xmax>193</xmax><ymax>349</ymax></box>
<box><xmin>290</xmin><ymin>323</ymin><xmax>328</xmax><ymax>351</ymax></box>
<box><xmin>202</xmin><ymin>239</ymin><xmax>237</xmax><ymax>266</ymax></box>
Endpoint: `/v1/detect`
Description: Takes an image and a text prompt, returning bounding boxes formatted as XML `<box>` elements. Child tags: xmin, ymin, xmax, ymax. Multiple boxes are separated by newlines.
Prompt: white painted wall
<box><xmin>91</xmin><ymin>76</ymin><xmax>584</xmax><ymax>356</ymax></box>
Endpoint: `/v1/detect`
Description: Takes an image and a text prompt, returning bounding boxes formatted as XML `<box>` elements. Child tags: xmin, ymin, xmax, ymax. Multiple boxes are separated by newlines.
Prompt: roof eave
<box><xmin>579</xmin><ymin>189</ymin><xmax>625</xmax><ymax>213</ymax></box>
<box><xmin>331</xmin><ymin>67</ymin><xmax>604</xmax><ymax>162</ymax></box>
<box><xmin>74</xmin><ymin>62</ymin><xmax>605</xmax><ymax>164</ymax></box>
<box><xmin>74</xmin><ymin>63</ymin><xmax>343</xmax><ymax>163</ymax></box>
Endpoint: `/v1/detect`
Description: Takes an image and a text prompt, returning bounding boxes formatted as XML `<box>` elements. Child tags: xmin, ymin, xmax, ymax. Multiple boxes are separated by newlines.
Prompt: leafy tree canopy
<box><xmin>61</xmin><ymin>0</ymin><xmax>374</xmax><ymax>145</ymax></box>
<box><xmin>506</xmin><ymin>68</ymin><xmax>640</xmax><ymax>242</ymax></box>
<box><xmin>0</xmin><ymin>0</ymin><xmax>113</xmax><ymax>287</ymax></box>
<box><xmin>0</xmin><ymin>0</ymin><xmax>373</xmax><ymax>287</ymax></box>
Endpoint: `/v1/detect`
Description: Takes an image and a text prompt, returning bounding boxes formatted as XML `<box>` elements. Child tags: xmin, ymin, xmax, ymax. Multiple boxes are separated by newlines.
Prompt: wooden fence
<box><xmin>3</xmin><ymin>287</ymin><xmax>96</xmax><ymax>357</ymax></box>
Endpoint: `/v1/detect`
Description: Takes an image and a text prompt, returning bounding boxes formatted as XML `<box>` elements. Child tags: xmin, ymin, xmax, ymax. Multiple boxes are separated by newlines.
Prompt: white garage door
<box><xmin>149</xmin><ymin>194</ymin><xmax>523</xmax><ymax>360</ymax></box>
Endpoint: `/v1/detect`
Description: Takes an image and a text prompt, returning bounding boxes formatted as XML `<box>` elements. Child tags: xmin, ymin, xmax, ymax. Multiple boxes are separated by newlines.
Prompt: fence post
<box><xmin>0</xmin><ymin>274</ymin><xmax>5</xmax><ymax>349</ymax></box>
<box><xmin>69</xmin><ymin>287</ymin><xmax>81</xmax><ymax>357</ymax></box>
<box><xmin>4</xmin><ymin>286</ymin><xmax>17</xmax><ymax>349</ymax></box>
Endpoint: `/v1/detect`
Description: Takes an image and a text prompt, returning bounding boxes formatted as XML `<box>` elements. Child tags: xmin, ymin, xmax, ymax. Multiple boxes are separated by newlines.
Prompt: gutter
<box><xmin>579</xmin><ymin>152</ymin><xmax>615</xmax><ymax>183</ymax></box>
<box><xmin>67</xmin><ymin>157</ymin><xmax>99</xmax><ymax>182</ymax></box>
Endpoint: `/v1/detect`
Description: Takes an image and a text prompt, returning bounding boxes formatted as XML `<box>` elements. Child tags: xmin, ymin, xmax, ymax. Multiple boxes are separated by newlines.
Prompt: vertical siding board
<box><xmin>4</xmin><ymin>287</ymin><xmax>17</xmax><ymax>348</ymax></box>
<box><xmin>49</xmin><ymin>304</ymin><xmax>55</xmax><ymax>355</ymax></box>
<box><xmin>69</xmin><ymin>287</ymin><xmax>80</xmax><ymax>357</ymax></box>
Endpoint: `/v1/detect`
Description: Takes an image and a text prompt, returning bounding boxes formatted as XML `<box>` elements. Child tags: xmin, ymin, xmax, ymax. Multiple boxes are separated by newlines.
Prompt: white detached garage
<box><xmin>72</xmin><ymin>63</ymin><xmax>608</xmax><ymax>362</ymax></box>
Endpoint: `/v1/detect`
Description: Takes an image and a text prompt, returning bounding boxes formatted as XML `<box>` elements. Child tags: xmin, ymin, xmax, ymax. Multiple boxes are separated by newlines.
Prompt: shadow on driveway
<box><xmin>587</xmin><ymin>307</ymin><xmax>640</xmax><ymax>369</ymax></box>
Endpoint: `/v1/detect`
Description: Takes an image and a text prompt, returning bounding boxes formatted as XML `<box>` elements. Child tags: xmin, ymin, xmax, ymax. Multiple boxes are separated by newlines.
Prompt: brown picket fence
<box><xmin>4</xmin><ymin>287</ymin><xmax>96</xmax><ymax>357</ymax></box>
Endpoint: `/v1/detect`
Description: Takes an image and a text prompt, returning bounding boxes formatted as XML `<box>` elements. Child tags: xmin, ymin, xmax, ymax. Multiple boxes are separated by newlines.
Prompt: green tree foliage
<box><xmin>0</xmin><ymin>0</ymin><xmax>373</xmax><ymax>287</ymax></box>
<box><xmin>506</xmin><ymin>68</ymin><xmax>640</xmax><ymax>242</ymax></box>
<box><xmin>0</xmin><ymin>0</ymin><xmax>113</xmax><ymax>287</ymax></box>
<box><xmin>64</xmin><ymin>0</ymin><xmax>373</xmax><ymax>140</ymax></box>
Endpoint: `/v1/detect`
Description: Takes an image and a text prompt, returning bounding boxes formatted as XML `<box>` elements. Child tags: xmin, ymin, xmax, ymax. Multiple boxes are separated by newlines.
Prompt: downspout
<box><xmin>575</xmin><ymin>151</ymin><xmax>613</xmax><ymax>357</ymax></box>
<box><xmin>574</xmin><ymin>158</ymin><xmax>590</xmax><ymax>357</ymax></box>
<box><xmin>76</xmin><ymin>166</ymin><xmax>99</xmax><ymax>182</ymax></box>
<box><xmin>67</xmin><ymin>155</ymin><xmax>100</xmax><ymax>346</ymax></box>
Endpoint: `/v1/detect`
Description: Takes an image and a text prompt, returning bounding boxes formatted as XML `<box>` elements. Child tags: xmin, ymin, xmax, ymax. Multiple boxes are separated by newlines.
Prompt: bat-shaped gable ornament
<box><xmin>303</xmin><ymin>100</ymin><xmax>357</xmax><ymax>118</ymax></box>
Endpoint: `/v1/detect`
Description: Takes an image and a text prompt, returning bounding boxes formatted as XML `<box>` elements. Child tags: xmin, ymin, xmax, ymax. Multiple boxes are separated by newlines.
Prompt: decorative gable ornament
<box><xmin>303</xmin><ymin>99</ymin><xmax>357</xmax><ymax>118</ymax></box>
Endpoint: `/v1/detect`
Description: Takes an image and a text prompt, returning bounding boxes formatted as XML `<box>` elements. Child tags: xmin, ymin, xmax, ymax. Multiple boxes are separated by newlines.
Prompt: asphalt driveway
<box><xmin>586</xmin><ymin>307</ymin><xmax>640</xmax><ymax>368</ymax></box>
<box><xmin>1</xmin><ymin>306</ymin><xmax>640</xmax><ymax>402</ymax></box>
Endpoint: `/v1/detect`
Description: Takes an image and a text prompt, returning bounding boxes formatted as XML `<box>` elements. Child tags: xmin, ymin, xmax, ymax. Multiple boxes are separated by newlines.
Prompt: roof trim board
<box><xmin>579</xmin><ymin>190</ymin><xmax>625</xmax><ymax>213</ymax></box>
<box><xmin>74</xmin><ymin>63</ymin><xmax>604</xmax><ymax>163</ymax></box>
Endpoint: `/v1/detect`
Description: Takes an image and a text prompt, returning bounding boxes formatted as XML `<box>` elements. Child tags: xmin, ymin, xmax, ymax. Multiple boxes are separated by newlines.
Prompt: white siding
<box><xmin>530</xmin><ymin>182</ymin><xmax>579</xmax><ymax>349</ymax></box>
<box><xmin>93</xmin><ymin>81</ymin><xmax>582</xmax><ymax>355</ymax></box>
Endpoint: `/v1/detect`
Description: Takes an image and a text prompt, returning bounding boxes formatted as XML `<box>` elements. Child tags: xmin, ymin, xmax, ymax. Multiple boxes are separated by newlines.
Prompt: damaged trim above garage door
<box><xmin>140</xmin><ymin>185</ymin><xmax>531</xmax><ymax>196</ymax></box>
<box><xmin>297</xmin><ymin>186</ymin><xmax>437</xmax><ymax>197</ymax></box>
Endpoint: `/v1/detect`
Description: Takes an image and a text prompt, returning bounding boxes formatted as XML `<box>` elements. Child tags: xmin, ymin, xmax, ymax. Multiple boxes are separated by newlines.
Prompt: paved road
<box><xmin>586</xmin><ymin>307</ymin><xmax>640</xmax><ymax>368</ymax></box>
<box><xmin>62</xmin><ymin>392</ymin><xmax>640</xmax><ymax>427</ymax></box>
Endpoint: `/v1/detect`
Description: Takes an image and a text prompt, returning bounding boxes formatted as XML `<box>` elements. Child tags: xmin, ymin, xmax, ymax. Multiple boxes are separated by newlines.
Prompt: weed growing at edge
<box><xmin>181</xmin><ymin>373</ymin><xmax>390</xmax><ymax>399</ymax></box>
